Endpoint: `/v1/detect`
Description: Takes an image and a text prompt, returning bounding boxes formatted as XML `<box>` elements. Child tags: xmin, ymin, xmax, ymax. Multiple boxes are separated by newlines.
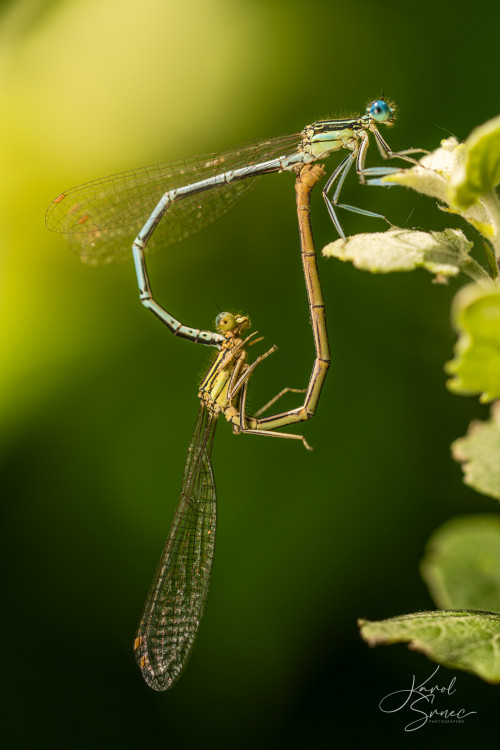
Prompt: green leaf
<box><xmin>451</xmin><ymin>114</ymin><xmax>500</xmax><ymax>210</ymax></box>
<box><xmin>381</xmin><ymin>137</ymin><xmax>494</xmax><ymax>238</ymax></box>
<box><xmin>421</xmin><ymin>514</ymin><xmax>500</xmax><ymax>609</ymax></box>
<box><xmin>384</xmin><ymin>137</ymin><xmax>462</xmax><ymax>204</ymax></box>
<box><xmin>451</xmin><ymin>404</ymin><xmax>500</xmax><ymax>500</ymax></box>
<box><xmin>359</xmin><ymin>610</ymin><xmax>500</xmax><ymax>683</ymax></box>
<box><xmin>446</xmin><ymin>284</ymin><xmax>500</xmax><ymax>401</ymax></box>
<box><xmin>322</xmin><ymin>228</ymin><xmax>472</xmax><ymax>278</ymax></box>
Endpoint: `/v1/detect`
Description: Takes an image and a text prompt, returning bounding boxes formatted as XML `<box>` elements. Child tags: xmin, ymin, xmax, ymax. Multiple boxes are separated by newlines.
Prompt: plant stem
<box><xmin>481</xmin><ymin>240</ymin><xmax>499</xmax><ymax>280</ymax></box>
<box><xmin>481</xmin><ymin>190</ymin><xmax>500</xmax><ymax>264</ymax></box>
<box><xmin>460</xmin><ymin>255</ymin><xmax>494</xmax><ymax>285</ymax></box>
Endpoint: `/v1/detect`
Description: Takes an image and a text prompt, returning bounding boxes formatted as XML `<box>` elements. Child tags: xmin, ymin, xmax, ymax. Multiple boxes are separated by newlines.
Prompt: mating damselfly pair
<box><xmin>47</xmin><ymin>98</ymin><xmax>422</xmax><ymax>690</ymax></box>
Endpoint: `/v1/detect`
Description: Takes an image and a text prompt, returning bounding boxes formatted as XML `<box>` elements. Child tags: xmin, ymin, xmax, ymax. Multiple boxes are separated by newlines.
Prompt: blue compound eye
<box><xmin>370</xmin><ymin>100</ymin><xmax>391</xmax><ymax>122</ymax></box>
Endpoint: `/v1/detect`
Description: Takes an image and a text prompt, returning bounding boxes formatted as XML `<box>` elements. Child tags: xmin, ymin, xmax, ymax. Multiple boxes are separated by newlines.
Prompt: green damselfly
<box><xmin>134</xmin><ymin>312</ymin><xmax>304</xmax><ymax>690</ymax></box>
<box><xmin>46</xmin><ymin>98</ymin><xmax>424</xmax><ymax>270</ymax></box>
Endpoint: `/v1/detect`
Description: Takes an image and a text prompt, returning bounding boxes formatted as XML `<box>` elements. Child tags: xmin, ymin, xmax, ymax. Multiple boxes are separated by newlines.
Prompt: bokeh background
<box><xmin>2</xmin><ymin>0</ymin><xmax>499</xmax><ymax>746</ymax></box>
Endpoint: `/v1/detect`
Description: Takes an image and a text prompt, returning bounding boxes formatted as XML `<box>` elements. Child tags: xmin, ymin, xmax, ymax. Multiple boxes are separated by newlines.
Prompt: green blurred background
<box><xmin>2</xmin><ymin>0</ymin><xmax>499</xmax><ymax>746</ymax></box>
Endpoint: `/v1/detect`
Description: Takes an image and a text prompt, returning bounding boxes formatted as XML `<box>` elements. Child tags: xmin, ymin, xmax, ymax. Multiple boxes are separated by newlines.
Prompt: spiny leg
<box><xmin>254</xmin><ymin>388</ymin><xmax>307</xmax><ymax>417</ymax></box>
<box><xmin>362</xmin><ymin>142</ymin><xmax>432</xmax><ymax>187</ymax></box>
<box><xmin>323</xmin><ymin>141</ymin><xmax>391</xmax><ymax>234</ymax></box>
<box><xmin>323</xmin><ymin>129</ymin><xmax>429</xmax><ymax>231</ymax></box>
<box><xmin>322</xmin><ymin>153</ymin><xmax>355</xmax><ymax>238</ymax></box>
<box><xmin>227</xmin><ymin>344</ymin><xmax>277</xmax><ymax>401</ymax></box>
<box><xmin>225</xmin><ymin>350</ymin><xmax>247</xmax><ymax>398</ymax></box>
<box><xmin>238</xmin><ymin>379</ymin><xmax>313</xmax><ymax>451</ymax></box>
<box><xmin>227</xmin><ymin>358</ymin><xmax>311</xmax><ymax>449</ymax></box>
<box><xmin>371</xmin><ymin>129</ymin><xmax>430</xmax><ymax>166</ymax></box>
<box><xmin>362</xmin><ymin>130</ymin><xmax>432</xmax><ymax>185</ymax></box>
<box><xmin>217</xmin><ymin>331</ymin><xmax>262</xmax><ymax>373</ymax></box>
<box><xmin>336</xmin><ymin>131</ymin><xmax>400</xmax><ymax>224</ymax></box>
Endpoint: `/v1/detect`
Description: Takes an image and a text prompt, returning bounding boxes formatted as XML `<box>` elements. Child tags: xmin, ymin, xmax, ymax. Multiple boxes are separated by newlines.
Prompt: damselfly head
<box><xmin>366</xmin><ymin>98</ymin><xmax>396</xmax><ymax>126</ymax></box>
<box><xmin>216</xmin><ymin>312</ymin><xmax>250</xmax><ymax>334</ymax></box>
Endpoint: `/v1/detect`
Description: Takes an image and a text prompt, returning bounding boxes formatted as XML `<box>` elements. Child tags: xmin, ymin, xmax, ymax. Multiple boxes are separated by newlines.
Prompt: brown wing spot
<box><xmin>77</xmin><ymin>214</ymin><xmax>90</xmax><ymax>225</ymax></box>
<box><xmin>133</xmin><ymin>635</ymin><xmax>142</xmax><ymax>651</ymax></box>
<box><xmin>53</xmin><ymin>193</ymin><xmax>66</xmax><ymax>204</ymax></box>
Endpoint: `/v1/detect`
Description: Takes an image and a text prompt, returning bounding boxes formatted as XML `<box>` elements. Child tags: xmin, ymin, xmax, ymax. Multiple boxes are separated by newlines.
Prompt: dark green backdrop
<box><xmin>2</xmin><ymin>0</ymin><xmax>499</xmax><ymax>746</ymax></box>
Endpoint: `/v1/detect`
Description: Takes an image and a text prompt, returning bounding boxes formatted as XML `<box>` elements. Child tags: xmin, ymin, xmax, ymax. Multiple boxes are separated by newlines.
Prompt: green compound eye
<box><xmin>369</xmin><ymin>100</ymin><xmax>391</xmax><ymax>122</ymax></box>
<box><xmin>216</xmin><ymin>312</ymin><xmax>237</xmax><ymax>332</ymax></box>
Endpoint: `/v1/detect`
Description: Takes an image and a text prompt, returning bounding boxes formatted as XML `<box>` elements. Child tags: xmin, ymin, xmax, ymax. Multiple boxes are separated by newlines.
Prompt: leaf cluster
<box><xmin>324</xmin><ymin>115</ymin><xmax>500</xmax><ymax>682</ymax></box>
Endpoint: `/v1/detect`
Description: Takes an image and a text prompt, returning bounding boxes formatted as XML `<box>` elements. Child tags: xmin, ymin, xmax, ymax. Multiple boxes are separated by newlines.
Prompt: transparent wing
<box><xmin>134</xmin><ymin>403</ymin><xmax>218</xmax><ymax>691</ymax></box>
<box><xmin>46</xmin><ymin>133</ymin><xmax>301</xmax><ymax>264</ymax></box>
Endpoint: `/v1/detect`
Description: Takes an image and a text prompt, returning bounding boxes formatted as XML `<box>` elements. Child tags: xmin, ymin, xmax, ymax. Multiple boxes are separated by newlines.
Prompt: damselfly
<box><xmin>46</xmin><ymin>99</ymin><xmax>424</xmax><ymax>266</ymax></box>
<box><xmin>134</xmin><ymin>312</ymin><xmax>302</xmax><ymax>690</ymax></box>
<box><xmin>45</xmin><ymin>98</ymin><xmax>421</xmax><ymax>690</ymax></box>
<box><xmin>134</xmin><ymin>165</ymin><xmax>328</xmax><ymax>690</ymax></box>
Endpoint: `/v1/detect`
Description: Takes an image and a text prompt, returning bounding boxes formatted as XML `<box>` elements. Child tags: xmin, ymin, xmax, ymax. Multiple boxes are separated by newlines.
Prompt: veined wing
<box><xmin>134</xmin><ymin>403</ymin><xmax>218</xmax><ymax>691</ymax></box>
<box><xmin>46</xmin><ymin>132</ymin><xmax>302</xmax><ymax>264</ymax></box>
